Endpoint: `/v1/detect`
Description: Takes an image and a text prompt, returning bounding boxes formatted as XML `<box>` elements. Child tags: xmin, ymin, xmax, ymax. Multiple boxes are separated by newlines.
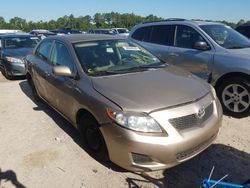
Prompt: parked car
<box><xmin>236</xmin><ymin>24</ymin><xmax>250</xmax><ymax>39</ymax></box>
<box><xmin>25</xmin><ymin>34</ymin><xmax>222</xmax><ymax>171</ymax></box>
<box><xmin>30</xmin><ymin>29</ymin><xmax>56</xmax><ymax>39</ymax></box>
<box><xmin>129</xmin><ymin>19</ymin><xmax>250</xmax><ymax>117</ymax></box>
<box><xmin>50</xmin><ymin>27</ymin><xmax>81</xmax><ymax>35</ymax></box>
<box><xmin>0</xmin><ymin>29</ymin><xmax>23</xmax><ymax>34</ymax></box>
<box><xmin>0</xmin><ymin>34</ymin><xmax>40</xmax><ymax>79</ymax></box>
<box><xmin>50</xmin><ymin>27</ymin><xmax>82</xmax><ymax>35</ymax></box>
<box><xmin>88</xmin><ymin>29</ymin><xmax>116</xmax><ymax>35</ymax></box>
<box><xmin>112</xmin><ymin>28</ymin><xmax>130</xmax><ymax>37</ymax></box>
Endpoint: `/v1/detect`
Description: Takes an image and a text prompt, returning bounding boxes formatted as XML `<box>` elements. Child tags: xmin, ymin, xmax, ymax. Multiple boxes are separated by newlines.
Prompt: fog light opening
<box><xmin>132</xmin><ymin>153</ymin><xmax>153</xmax><ymax>164</ymax></box>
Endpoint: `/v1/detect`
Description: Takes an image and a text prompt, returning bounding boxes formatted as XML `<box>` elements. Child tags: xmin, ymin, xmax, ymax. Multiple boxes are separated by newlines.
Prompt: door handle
<box><xmin>169</xmin><ymin>53</ymin><xmax>179</xmax><ymax>57</ymax></box>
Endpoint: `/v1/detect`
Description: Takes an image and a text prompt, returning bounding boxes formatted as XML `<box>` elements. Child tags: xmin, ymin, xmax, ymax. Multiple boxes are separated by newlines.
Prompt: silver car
<box><xmin>129</xmin><ymin>19</ymin><xmax>250</xmax><ymax>117</ymax></box>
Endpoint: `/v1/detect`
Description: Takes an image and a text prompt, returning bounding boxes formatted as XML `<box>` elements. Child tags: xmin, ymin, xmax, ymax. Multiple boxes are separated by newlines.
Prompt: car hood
<box><xmin>3</xmin><ymin>48</ymin><xmax>33</xmax><ymax>58</ymax></box>
<box><xmin>92</xmin><ymin>66</ymin><xmax>210</xmax><ymax>113</ymax></box>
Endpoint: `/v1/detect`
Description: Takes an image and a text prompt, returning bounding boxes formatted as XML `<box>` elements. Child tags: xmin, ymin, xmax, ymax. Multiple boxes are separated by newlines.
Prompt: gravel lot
<box><xmin>0</xmin><ymin>73</ymin><xmax>250</xmax><ymax>188</ymax></box>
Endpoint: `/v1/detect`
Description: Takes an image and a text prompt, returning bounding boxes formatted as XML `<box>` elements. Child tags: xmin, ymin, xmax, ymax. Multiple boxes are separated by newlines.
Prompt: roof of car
<box><xmin>140</xmin><ymin>19</ymin><xmax>224</xmax><ymax>27</ymax></box>
<box><xmin>193</xmin><ymin>21</ymin><xmax>224</xmax><ymax>26</ymax></box>
<box><xmin>48</xmin><ymin>34</ymin><xmax>124</xmax><ymax>43</ymax></box>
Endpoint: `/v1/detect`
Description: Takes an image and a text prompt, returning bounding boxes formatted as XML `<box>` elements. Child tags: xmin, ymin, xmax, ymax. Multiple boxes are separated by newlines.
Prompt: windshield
<box><xmin>74</xmin><ymin>40</ymin><xmax>165</xmax><ymax>76</ymax></box>
<box><xmin>3</xmin><ymin>36</ymin><xmax>40</xmax><ymax>49</ymax></box>
<box><xmin>200</xmin><ymin>25</ymin><xmax>250</xmax><ymax>49</ymax></box>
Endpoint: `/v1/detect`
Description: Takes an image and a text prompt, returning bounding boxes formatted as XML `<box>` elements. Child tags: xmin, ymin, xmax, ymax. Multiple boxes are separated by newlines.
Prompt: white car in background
<box><xmin>0</xmin><ymin>29</ymin><xmax>23</xmax><ymax>34</ymax></box>
<box><xmin>112</xmin><ymin>28</ymin><xmax>130</xmax><ymax>37</ymax></box>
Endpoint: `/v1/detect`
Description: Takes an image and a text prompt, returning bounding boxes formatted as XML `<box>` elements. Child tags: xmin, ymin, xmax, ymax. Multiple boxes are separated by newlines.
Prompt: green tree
<box><xmin>9</xmin><ymin>17</ymin><xmax>27</xmax><ymax>30</ymax></box>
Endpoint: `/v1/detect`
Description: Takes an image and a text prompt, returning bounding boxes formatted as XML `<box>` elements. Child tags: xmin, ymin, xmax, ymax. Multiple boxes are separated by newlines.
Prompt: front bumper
<box><xmin>4</xmin><ymin>60</ymin><xmax>26</xmax><ymax>76</ymax></box>
<box><xmin>100</xmin><ymin>95</ymin><xmax>223</xmax><ymax>172</ymax></box>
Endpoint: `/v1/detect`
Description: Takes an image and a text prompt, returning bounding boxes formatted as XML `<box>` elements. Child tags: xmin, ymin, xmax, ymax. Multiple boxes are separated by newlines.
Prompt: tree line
<box><xmin>0</xmin><ymin>12</ymin><xmax>249</xmax><ymax>32</ymax></box>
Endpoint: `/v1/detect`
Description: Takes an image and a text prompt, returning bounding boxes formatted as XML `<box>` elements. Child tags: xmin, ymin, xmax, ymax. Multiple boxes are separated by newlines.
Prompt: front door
<box><xmin>48</xmin><ymin>41</ymin><xmax>78</xmax><ymax>121</ymax></box>
<box><xmin>167</xmin><ymin>25</ymin><xmax>214</xmax><ymax>81</ymax></box>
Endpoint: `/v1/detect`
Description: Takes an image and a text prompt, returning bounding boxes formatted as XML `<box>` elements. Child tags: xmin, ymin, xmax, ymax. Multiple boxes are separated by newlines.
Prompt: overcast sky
<box><xmin>1</xmin><ymin>0</ymin><xmax>249</xmax><ymax>23</ymax></box>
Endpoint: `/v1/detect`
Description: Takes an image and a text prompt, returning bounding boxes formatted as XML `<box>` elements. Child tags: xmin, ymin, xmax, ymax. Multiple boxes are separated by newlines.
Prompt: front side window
<box><xmin>175</xmin><ymin>25</ymin><xmax>205</xmax><ymax>49</ymax></box>
<box><xmin>50</xmin><ymin>42</ymin><xmax>75</xmax><ymax>71</ymax></box>
<box><xmin>200</xmin><ymin>24</ymin><xmax>250</xmax><ymax>49</ymax></box>
<box><xmin>3</xmin><ymin>36</ymin><xmax>40</xmax><ymax>49</ymax></box>
<box><xmin>74</xmin><ymin>40</ymin><xmax>166</xmax><ymax>76</ymax></box>
<box><xmin>35</xmin><ymin>40</ymin><xmax>53</xmax><ymax>61</ymax></box>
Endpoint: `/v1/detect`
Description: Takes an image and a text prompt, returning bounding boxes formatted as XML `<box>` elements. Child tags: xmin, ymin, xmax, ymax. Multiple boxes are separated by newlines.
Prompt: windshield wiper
<box><xmin>139</xmin><ymin>62</ymin><xmax>167</xmax><ymax>68</ymax></box>
<box><xmin>105</xmin><ymin>66</ymin><xmax>148</xmax><ymax>74</ymax></box>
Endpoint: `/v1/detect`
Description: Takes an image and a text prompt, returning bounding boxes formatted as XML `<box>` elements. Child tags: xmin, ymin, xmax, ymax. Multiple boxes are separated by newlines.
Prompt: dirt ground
<box><xmin>0</xmin><ymin>72</ymin><xmax>250</xmax><ymax>188</ymax></box>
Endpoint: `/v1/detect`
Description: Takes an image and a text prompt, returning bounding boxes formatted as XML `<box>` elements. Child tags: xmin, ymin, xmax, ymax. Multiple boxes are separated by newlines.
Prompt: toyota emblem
<box><xmin>197</xmin><ymin>106</ymin><xmax>205</xmax><ymax>119</ymax></box>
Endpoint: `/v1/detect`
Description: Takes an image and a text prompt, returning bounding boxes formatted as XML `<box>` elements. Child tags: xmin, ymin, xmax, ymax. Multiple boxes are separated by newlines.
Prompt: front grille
<box><xmin>169</xmin><ymin>103</ymin><xmax>213</xmax><ymax>131</ymax></box>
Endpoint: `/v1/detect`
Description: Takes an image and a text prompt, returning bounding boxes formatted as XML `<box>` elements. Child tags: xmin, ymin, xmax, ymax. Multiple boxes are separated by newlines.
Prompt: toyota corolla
<box><xmin>26</xmin><ymin>34</ymin><xmax>222</xmax><ymax>171</ymax></box>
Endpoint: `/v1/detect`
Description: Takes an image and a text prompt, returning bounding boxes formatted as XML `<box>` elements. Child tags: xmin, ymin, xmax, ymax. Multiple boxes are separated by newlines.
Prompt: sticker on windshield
<box><xmin>106</xmin><ymin>48</ymin><xmax>114</xmax><ymax>53</ymax></box>
<box><xmin>122</xmin><ymin>46</ymin><xmax>140</xmax><ymax>51</ymax></box>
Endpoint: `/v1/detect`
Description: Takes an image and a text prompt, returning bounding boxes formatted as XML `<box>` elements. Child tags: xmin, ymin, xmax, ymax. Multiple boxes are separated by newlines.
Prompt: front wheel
<box><xmin>2</xmin><ymin>65</ymin><xmax>12</xmax><ymax>80</ymax></box>
<box><xmin>217</xmin><ymin>77</ymin><xmax>250</xmax><ymax>118</ymax></box>
<box><xmin>79</xmin><ymin>116</ymin><xmax>109</xmax><ymax>161</ymax></box>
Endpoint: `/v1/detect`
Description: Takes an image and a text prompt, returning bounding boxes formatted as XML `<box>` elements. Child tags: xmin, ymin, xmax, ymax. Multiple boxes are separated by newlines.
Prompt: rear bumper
<box><xmin>100</xmin><ymin>96</ymin><xmax>223</xmax><ymax>172</ymax></box>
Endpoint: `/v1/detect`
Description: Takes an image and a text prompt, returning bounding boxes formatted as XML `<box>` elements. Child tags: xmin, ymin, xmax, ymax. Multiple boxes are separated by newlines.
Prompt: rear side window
<box><xmin>35</xmin><ymin>40</ymin><xmax>52</xmax><ymax>61</ymax></box>
<box><xmin>131</xmin><ymin>26</ymin><xmax>152</xmax><ymax>42</ymax></box>
<box><xmin>175</xmin><ymin>25</ymin><xmax>205</xmax><ymax>49</ymax></box>
<box><xmin>150</xmin><ymin>25</ymin><xmax>175</xmax><ymax>45</ymax></box>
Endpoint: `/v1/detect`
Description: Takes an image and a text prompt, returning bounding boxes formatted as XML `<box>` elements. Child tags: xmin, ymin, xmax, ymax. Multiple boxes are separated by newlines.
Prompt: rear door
<box><xmin>167</xmin><ymin>25</ymin><xmax>214</xmax><ymax>81</ymax></box>
<box><xmin>31</xmin><ymin>39</ymin><xmax>53</xmax><ymax>99</ymax></box>
<box><xmin>138</xmin><ymin>25</ymin><xmax>175</xmax><ymax>61</ymax></box>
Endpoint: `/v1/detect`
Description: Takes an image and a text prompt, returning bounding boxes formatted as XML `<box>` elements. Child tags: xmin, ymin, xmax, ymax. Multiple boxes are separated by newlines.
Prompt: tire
<box><xmin>3</xmin><ymin>65</ymin><xmax>12</xmax><ymax>80</ymax></box>
<box><xmin>79</xmin><ymin>115</ymin><xmax>109</xmax><ymax>161</ymax></box>
<box><xmin>29</xmin><ymin>78</ymin><xmax>42</xmax><ymax>103</ymax></box>
<box><xmin>217</xmin><ymin>77</ymin><xmax>250</xmax><ymax>118</ymax></box>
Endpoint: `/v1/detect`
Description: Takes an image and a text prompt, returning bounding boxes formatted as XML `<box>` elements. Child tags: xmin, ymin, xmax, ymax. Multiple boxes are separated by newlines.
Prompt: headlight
<box><xmin>210</xmin><ymin>85</ymin><xmax>217</xmax><ymax>99</ymax></box>
<box><xmin>5</xmin><ymin>56</ymin><xmax>23</xmax><ymax>64</ymax></box>
<box><xmin>107</xmin><ymin>109</ymin><xmax>162</xmax><ymax>133</ymax></box>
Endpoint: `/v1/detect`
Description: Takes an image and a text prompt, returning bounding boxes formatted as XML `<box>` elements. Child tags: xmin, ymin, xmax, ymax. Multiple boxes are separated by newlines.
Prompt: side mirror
<box><xmin>52</xmin><ymin>66</ymin><xmax>75</xmax><ymax>78</ymax></box>
<box><xmin>193</xmin><ymin>41</ymin><xmax>210</xmax><ymax>51</ymax></box>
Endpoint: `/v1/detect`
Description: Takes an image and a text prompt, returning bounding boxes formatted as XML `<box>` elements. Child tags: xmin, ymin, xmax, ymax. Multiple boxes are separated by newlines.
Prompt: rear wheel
<box><xmin>79</xmin><ymin>115</ymin><xmax>109</xmax><ymax>161</ymax></box>
<box><xmin>217</xmin><ymin>77</ymin><xmax>250</xmax><ymax>117</ymax></box>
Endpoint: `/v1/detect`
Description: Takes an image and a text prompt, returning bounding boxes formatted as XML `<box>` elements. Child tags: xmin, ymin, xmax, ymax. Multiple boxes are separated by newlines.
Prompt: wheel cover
<box><xmin>222</xmin><ymin>84</ymin><xmax>250</xmax><ymax>113</ymax></box>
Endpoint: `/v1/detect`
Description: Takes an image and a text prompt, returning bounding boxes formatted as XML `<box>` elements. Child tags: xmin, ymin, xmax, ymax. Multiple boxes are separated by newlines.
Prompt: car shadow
<box><xmin>18</xmin><ymin>80</ymin><xmax>125</xmax><ymax>172</ymax></box>
<box><xmin>126</xmin><ymin>144</ymin><xmax>250</xmax><ymax>188</ymax></box>
<box><xmin>0</xmin><ymin>168</ymin><xmax>26</xmax><ymax>188</ymax></box>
